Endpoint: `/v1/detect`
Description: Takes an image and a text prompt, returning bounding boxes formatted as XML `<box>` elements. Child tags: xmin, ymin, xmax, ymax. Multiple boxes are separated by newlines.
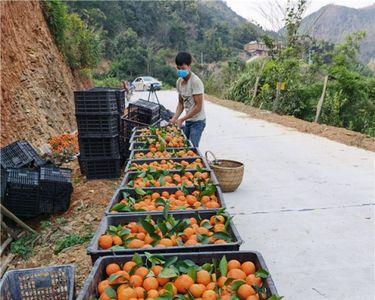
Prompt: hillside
<box><xmin>66</xmin><ymin>0</ymin><xmax>264</xmax><ymax>85</ymax></box>
<box><xmin>0</xmin><ymin>1</ymin><xmax>90</xmax><ymax>147</ymax></box>
<box><xmin>299</xmin><ymin>4</ymin><xmax>375</xmax><ymax>63</ymax></box>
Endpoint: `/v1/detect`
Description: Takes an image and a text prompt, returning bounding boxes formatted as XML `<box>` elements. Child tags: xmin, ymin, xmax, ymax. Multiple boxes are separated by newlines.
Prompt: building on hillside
<box><xmin>243</xmin><ymin>41</ymin><xmax>269</xmax><ymax>56</ymax></box>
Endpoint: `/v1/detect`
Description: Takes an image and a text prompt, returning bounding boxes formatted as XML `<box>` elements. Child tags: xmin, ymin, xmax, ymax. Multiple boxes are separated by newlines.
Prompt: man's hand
<box><xmin>176</xmin><ymin>118</ymin><xmax>184</xmax><ymax>128</ymax></box>
<box><xmin>170</xmin><ymin>116</ymin><xmax>178</xmax><ymax>124</ymax></box>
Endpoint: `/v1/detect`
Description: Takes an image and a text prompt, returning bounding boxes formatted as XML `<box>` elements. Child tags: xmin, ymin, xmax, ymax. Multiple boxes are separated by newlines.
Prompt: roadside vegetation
<box><xmin>204</xmin><ymin>1</ymin><xmax>375</xmax><ymax>136</ymax></box>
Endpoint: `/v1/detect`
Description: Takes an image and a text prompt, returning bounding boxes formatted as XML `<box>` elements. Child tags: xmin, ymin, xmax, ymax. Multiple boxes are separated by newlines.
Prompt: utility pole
<box><xmin>201</xmin><ymin>52</ymin><xmax>203</xmax><ymax>65</ymax></box>
<box><xmin>314</xmin><ymin>75</ymin><xmax>329</xmax><ymax>123</ymax></box>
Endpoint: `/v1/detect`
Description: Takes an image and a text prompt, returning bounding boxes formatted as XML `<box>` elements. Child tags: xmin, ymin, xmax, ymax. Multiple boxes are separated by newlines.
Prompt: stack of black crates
<box><xmin>75</xmin><ymin>88</ymin><xmax>125</xmax><ymax>179</ymax></box>
<box><xmin>0</xmin><ymin>140</ymin><xmax>73</xmax><ymax>218</ymax></box>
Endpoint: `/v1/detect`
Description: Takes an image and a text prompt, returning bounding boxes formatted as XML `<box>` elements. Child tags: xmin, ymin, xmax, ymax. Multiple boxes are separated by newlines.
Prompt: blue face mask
<box><xmin>177</xmin><ymin>69</ymin><xmax>189</xmax><ymax>78</ymax></box>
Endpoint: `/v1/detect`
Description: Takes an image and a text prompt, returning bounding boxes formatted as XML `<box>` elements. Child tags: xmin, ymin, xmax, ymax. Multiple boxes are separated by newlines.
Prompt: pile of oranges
<box><xmin>96</xmin><ymin>254</ymin><xmax>266</xmax><ymax>300</ymax></box>
<box><xmin>111</xmin><ymin>188</ymin><xmax>220</xmax><ymax>213</ymax></box>
<box><xmin>127</xmin><ymin>171</ymin><xmax>212</xmax><ymax>188</ymax></box>
<box><xmin>98</xmin><ymin>212</ymin><xmax>231</xmax><ymax>250</ymax></box>
<box><xmin>133</xmin><ymin>149</ymin><xmax>197</xmax><ymax>160</ymax></box>
<box><xmin>136</xmin><ymin>125</ymin><xmax>182</xmax><ymax>137</ymax></box>
<box><xmin>134</xmin><ymin>135</ymin><xmax>188</xmax><ymax>150</ymax></box>
<box><xmin>129</xmin><ymin>158</ymin><xmax>205</xmax><ymax>172</ymax></box>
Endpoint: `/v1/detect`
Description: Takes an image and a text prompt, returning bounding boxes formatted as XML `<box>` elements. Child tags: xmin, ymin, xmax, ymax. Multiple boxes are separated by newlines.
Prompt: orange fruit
<box><xmin>202</xmin><ymin>289</ymin><xmax>217</xmax><ymax>300</ymax></box>
<box><xmin>197</xmin><ymin>270</ymin><xmax>211</xmax><ymax>286</ymax></box>
<box><xmin>217</xmin><ymin>276</ymin><xmax>227</xmax><ymax>288</ymax></box>
<box><xmin>129</xmin><ymin>275</ymin><xmax>143</xmax><ymax>287</ymax></box>
<box><xmin>151</xmin><ymin>265</ymin><xmax>162</xmax><ymax>276</ymax></box>
<box><xmin>196</xmin><ymin>227</ymin><xmax>209</xmax><ymax>235</ymax></box>
<box><xmin>151</xmin><ymin>192</ymin><xmax>160</xmax><ymax>200</ymax></box>
<box><xmin>117</xmin><ymin>286</ymin><xmax>137</xmax><ymax>300</ymax></box>
<box><xmin>214</xmin><ymin>223</ymin><xmax>226</xmax><ymax>233</ymax></box>
<box><xmin>123</xmin><ymin>261</ymin><xmax>137</xmax><ymax>272</ymax></box>
<box><xmin>135</xmin><ymin>266</ymin><xmax>149</xmax><ymax>278</ymax></box>
<box><xmin>183</xmin><ymin>227</ymin><xmax>195</xmax><ymax>238</ymax></box>
<box><xmin>201</xmin><ymin>196</ymin><xmax>210</xmax><ymax>204</ymax></box>
<box><xmin>189</xmin><ymin>284</ymin><xmax>205</xmax><ymax>297</ymax></box>
<box><xmin>159</xmin><ymin>238</ymin><xmax>173</xmax><ymax>247</ymax></box>
<box><xmin>111</xmin><ymin>271</ymin><xmax>129</xmax><ymax>284</ymax></box>
<box><xmin>227</xmin><ymin>269</ymin><xmax>246</xmax><ymax>280</ymax></box>
<box><xmin>143</xmin><ymin>277</ymin><xmax>159</xmax><ymax>291</ymax></box>
<box><xmin>241</xmin><ymin>262</ymin><xmax>256</xmax><ymax>275</ymax></box>
<box><xmin>147</xmin><ymin>289</ymin><xmax>159</xmax><ymax>298</ymax></box>
<box><xmin>186</xmin><ymin>195</ymin><xmax>197</xmax><ymax>205</ymax></box>
<box><xmin>157</xmin><ymin>277</ymin><xmax>169</xmax><ymax>286</ymax></box>
<box><xmin>99</xmin><ymin>235</ymin><xmax>113</xmax><ymax>249</ymax></box>
<box><xmin>228</xmin><ymin>260</ymin><xmax>241</xmax><ymax>270</ymax></box>
<box><xmin>174</xmin><ymin>274</ymin><xmax>194</xmax><ymax>293</ymax></box>
<box><xmin>97</xmin><ymin>279</ymin><xmax>110</xmax><ymax>294</ymax></box>
<box><xmin>237</xmin><ymin>284</ymin><xmax>255</xmax><ymax>299</ymax></box>
<box><xmin>185</xmin><ymin>239</ymin><xmax>198</xmax><ymax>246</ymax></box>
<box><xmin>113</xmin><ymin>235</ymin><xmax>123</xmax><ymax>246</ymax></box>
<box><xmin>128</xmin><ymin>239</ymin><xmax>145</xmax><ymax>249</ymax></box>
<box><xmin>106</xmin><ymin>263</ymin><xmax>121</xmax><ymax>276</ymax></box>
<box><xmin>245</xmin><ymin>274</ymin><xmax>262</xmax><ymax>287</ymax></box>
<box><xmin>214</xmin><ymin>239</ymin><xmax>227</xmax><ymax>244</ymax></box>
<box><xmin>134</xmin><ymin>286</ymin><xmax>146</xmax><ymax>298</ymax></box>
<box><xmin>206</xmin><ymin>282</ymin><xmax>216</xmax><ymax>290</ymax></box>
<box><xmin>100</xmin><ymin>292</ymin><xmax>113</xmax><ymax>300</ymax></box>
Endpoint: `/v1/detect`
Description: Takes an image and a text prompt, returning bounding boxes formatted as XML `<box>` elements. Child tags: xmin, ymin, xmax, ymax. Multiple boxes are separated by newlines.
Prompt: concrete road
<box><xmin>131</xmin><ymin>91</ymin><xmax>374</xmax><ymax>300</ymax></box>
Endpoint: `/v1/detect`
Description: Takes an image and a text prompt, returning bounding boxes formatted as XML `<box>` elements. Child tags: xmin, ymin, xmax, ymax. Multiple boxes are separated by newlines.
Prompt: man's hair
<box><xmin>175</xmin><ymin>52</ymin><xmax>192</xmax><ymax>66</ymax></box>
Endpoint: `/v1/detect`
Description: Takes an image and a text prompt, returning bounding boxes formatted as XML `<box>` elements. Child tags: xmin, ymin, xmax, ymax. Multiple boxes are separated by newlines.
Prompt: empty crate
<box><xmin>78</xmin><ymin>136</ymin><xmax>120</xmax><ymax>158</ymax></box>
<box><xmin>79</xmin><ymin>157</ymin><xmax>122</xmax><ymax>180</ymax></box>
<box><xmin>128</xmin><ymin>99</ymin><xmax>160</xmax><ymax>124</ymax></box>
<box><xmin>39</xmin><ymin>167</ymin><xmax>73</xmax><ymax>213</ymax></box>
<box><xmin>4</xmin><ymin>169</ymin><xmax>40</xmax><ymax>218</ymax></box>
<box><xmin>0</xmin><ymin>140</ymin><xmax>45</xmax><ymax>169</ymax></box>
<box><xmin>74</xmin><ymin>90</ymin><xmax>118</xmax><ymax>115</ymax></box>
<box><xmin>76</xmin><ymin>114</ymin><xmax>120</xmax><ymax>137</ymax></box>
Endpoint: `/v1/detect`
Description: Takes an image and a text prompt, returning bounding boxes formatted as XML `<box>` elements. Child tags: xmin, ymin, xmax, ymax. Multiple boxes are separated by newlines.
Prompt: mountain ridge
<box><xmin>298</xmin><ymin>3</ymin><xmax>375</xmax><ymax>63</ymax></box>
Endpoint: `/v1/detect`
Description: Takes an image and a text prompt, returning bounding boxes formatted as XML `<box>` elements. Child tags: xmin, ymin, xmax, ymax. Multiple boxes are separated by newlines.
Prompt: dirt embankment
<box><xmin>1</xmin><ymin>1</ymin><xmax>91</xmax><ymax>148</ymax></box>
<box><xmin>205</xmin><ymin>94</ymin><xmax>375</xmax><ymax>152</ymax></box>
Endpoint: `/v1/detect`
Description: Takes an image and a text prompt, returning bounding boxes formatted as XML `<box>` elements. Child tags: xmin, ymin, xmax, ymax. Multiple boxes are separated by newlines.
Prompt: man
<box><xmin>170</xmin><ymin>52</ymin><xmax>206</xmax><ymax>147</ymax></box>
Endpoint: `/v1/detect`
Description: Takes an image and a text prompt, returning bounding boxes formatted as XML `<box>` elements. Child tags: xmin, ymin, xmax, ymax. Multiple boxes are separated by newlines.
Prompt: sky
<box><xmin>225</xmin><ymin>0</ymin><xmax>374</xmax><ymax>31</ymax></box>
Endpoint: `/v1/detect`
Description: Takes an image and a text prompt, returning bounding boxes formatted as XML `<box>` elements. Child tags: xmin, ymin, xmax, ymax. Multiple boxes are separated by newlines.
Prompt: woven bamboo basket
<box><xmin>205</xmin><ymin>151</ymin><xmax>244</xmax><ymax>192</ymax></box>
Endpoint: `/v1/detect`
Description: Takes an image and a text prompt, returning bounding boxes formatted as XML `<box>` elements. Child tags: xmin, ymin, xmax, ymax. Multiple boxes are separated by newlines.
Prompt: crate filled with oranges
<box><xmin>105</xmin><ymin>185</ymin><xmax>225</xmax><ymax>216</ymax></box>
<box><xmin>77</xmin><ymin>252</ymin><xmax>279</xmax><ymax>300</ymax></box>
<box><xmin>87</xmin><ymin>210</ymin><xmax>242</xmax><ymax>262</ymax></box>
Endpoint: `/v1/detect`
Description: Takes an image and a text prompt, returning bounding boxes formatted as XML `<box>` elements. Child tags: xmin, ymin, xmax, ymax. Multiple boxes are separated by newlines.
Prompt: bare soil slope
<box><xmin>1</xmin><ymin>1</ymin><xmax>90</xmax><ymax>147</ymax></box>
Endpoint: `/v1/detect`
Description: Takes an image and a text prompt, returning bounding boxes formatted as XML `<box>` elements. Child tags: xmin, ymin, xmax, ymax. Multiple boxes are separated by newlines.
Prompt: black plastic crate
<box><xmin>121</xmin><ymin>115</ymin><xmax>161</xmax><ymax>140</ymax></box>
<box><xmin>105</xmin><ymin>185</ymin><xmax>226</xmax><ymax>216</ymax></box>
<box><xmin>1</xmin><ymin>168</ymin><xmax>8</xmax><ymax>200</ymax></box>
<box><xmin>0</xmin><ymin>141</ymin><xmax>33</xmax><ymax>169</ymax></box>
<box><xmin>80</xmin><ymin>157</ymin><xmax>122</xmax><ymax>180</ymax></box>
<box><xmin>39</xmin><ymin>167</ymin><xmax>73</xmax><ymax>214</ymax></box>
<box><xmin>18</xmin><ymin>140</ymin><xmax>46</xmax><ymax>167</ymax></box>
<box><xmin>128</xmin><ymin>100</ymin><xmax>160</xmax><ymax>124</ymax></box>
<box><xmin>77</xmin><ymin>251</ymin><xmax>278</xmax><ymax>300</ymax></box>
<box><xmin>74</xmin><ymin>90</ymin><xmax>118</xmax><ymax>115</ymax></box>
<box><xmin>77</xmin><ymin>154</ymin><xmax>86</xmax><ymax>175</ymax></box>
<box><xmin>89</xmin><ymin>87</ymin><xmax>125</xmax><ymax>114</ymax></box>
<box><xmin>78</xmin><ymin>136</ymin><xmax>120</xmax><ymax>158</ymax></box>
<box><xmin>4</xmin><ymin>169</ymin><xmax>40</xmax><ymax>218</ymax></box>
<box><xmin>124</xmin><ymin>157</ymin><xmax>210</xmax><ymax>173</ymax></box>
<box><xmin>87</xmin><ymin>211</ymin><xmax>242</xmax><ymax>263</ymax></box>
<box><xmin>121</xmin><ymin>168</ymin><xmax>219</xmax><ymax>188</ymax></box>
<box><xmin>76</xmin><ymin>114</ymin><xmax>120</xmax><ymax>137</ymax></box>
<box><xmin>0</xmin><ymin>264</ymin><xmax>75</xmax><ymax>300</ymax></box>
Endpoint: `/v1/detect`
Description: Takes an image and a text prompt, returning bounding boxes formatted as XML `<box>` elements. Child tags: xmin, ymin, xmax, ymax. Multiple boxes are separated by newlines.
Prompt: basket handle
<box><xmin>205</xmin><ymin>151</ymin><xmax>218</xmax><ymax>165</ymax></box>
